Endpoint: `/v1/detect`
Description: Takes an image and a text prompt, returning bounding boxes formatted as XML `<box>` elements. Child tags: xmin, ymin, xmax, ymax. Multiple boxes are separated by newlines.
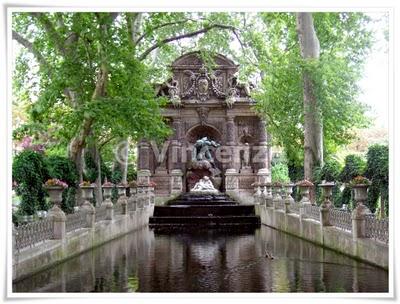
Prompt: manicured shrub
<box><xmin>364</xmin><ymin>144</ymin><xmax>388</xmax><ymax>215</ymax></box>
<box><xmin>12</xmin><ymin>150</ymin><xmax>49</xmax><ymax>215</ymax></box>
<box><xmin>339</xmin><ymin>154</ymin><xmax>366</xmax><ymax>208</ymax></box>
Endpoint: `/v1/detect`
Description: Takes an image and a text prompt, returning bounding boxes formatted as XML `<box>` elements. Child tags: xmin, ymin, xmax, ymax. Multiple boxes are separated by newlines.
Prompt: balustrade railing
<box><xmin>303</xmin><ymin>205</ymin><xmax>320</xmax><ymax>222</ymax></box>
<box><xmin>65</xmin><ymin>211</ymin><xmax>87</xmax><ymax>232</ymax></box>
<box><xmin>365</xmin><ymin>215</ymin><xmax>389</xmax><ymax>244</ymax></box>
<box><xmin>329</xmin><ymin>208</ymin><xmax>352</xmax><ymax>232</ymax></box>
<box><xmin>15</xmin><ymin>218</ymin><xmax>54</xmax><ymax>251</ymax></box>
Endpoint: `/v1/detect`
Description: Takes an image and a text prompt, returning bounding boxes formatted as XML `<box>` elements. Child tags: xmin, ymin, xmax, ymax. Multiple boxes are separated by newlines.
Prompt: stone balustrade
<box><xmin>254</xmin><ymin>181</ymin><xmax>389</xmax><ymax>245</ymax></box>
<box><xmin>13</xmin><ymin>185</ymin><xmax>155</xmax><ymax>252</ymax></box>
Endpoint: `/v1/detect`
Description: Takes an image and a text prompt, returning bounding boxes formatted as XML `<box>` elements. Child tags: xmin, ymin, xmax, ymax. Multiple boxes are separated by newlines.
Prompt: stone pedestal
<box><xmin>137</xmin><ymin>169</ymin><xmax>151</xmax><ymax>185</ymax></box>
<box><xmin>82</xmin><ymin>200</ymin><xmax>96</xmax><ymax>228</ymax></box>
<box><xmin>225</xmin><ymin>168</ymin><xmax>239</xmax><ymax>190</ymax></box>
<box><xmin>170</xmin><ymin>169</ymin><xmax>183</xmax><ymax>195</ymax></box>
<box><xmin>48</xmin><ymin>205</ymin><xmax>66</xmax><ymax>240</ymax></box>
<box><xmin>256</xmin><ymin>168</ymin><xmax>271</xmax><ymax>185</ymax></box>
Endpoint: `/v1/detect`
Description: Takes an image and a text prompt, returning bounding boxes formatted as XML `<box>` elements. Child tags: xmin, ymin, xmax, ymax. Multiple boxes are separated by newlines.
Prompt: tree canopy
<box><xmin>12</xmin><ymin>12</ymin><xmax>377</xmax><ymax>178</ymax></box>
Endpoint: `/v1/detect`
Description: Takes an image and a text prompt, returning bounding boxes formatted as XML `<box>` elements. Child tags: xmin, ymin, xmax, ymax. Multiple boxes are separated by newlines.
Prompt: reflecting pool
<box><xmin>13</xmin><ymin>225</ymin><xmax>388</xmax><ymax>292</ymax></box>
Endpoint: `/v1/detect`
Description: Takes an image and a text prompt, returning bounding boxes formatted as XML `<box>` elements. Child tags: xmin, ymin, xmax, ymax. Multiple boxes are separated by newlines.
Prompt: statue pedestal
<box><xmin>240</xmin><ymin>166</ymin><xmax>253</xmax><ymax>174</ymax></box>
<box><xmin>225</xmin><ymin>168</ymin><xmax>239</xmax><ymax>191</ymax></box>
<box><xmin>137</xmin><ymin>169</ymin><xmax>151</xmax><ymax>185</ymax></box>
<box><xmin>257</xmin><ymin>168</ymin><xmax>271</xmax><ymax>185</ymax></box>
<box><xmin>170</xmin><ymin>169</ymin><xmax>183</xmax><ymax>195</ymax></box>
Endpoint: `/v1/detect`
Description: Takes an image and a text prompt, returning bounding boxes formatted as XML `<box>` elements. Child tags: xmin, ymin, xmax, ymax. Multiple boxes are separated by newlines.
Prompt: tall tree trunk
<box><xmin>296</xmin><ymin>12</ymin><xmax>323</xmax><ymax>204</ymax></box>
<box><xmin>296</xmin><ymin>12</ymin><xmax>323</xmax><ymax>181</ymax></box>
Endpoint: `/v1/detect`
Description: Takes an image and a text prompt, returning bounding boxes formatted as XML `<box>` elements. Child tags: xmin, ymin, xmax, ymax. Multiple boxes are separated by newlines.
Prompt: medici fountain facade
<box><xmin>136</xmin><ymin>52</ymin><xmax>272</xmax><ymax>204</ymax></box>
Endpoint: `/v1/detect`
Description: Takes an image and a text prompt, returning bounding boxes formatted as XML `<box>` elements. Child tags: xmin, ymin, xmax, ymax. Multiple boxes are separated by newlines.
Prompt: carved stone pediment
<box><xmin>157</xmin><ymin>52</ymin><xmax>253</xmax><ymax>103</ymax></box>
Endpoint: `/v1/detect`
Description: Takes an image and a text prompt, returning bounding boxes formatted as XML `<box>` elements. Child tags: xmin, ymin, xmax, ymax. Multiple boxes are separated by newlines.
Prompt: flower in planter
<box><xmin>349</xmin><ymin>176</ymin><xmax>371</xmax><ymax>186</ymax></box>
<box><xmin>44</xmin><ymin>178</ymin><xmax>68</xmax><ymax>189</ymax></box>
<box><xmin>296</xmin><ymin>179</ymin><xmax>314</xmax><ymax>187</ymax></box>
<box><xmin>79</xmin><ymin>181</ymin><xmax>96</xmax><ymax>187</ymax></box>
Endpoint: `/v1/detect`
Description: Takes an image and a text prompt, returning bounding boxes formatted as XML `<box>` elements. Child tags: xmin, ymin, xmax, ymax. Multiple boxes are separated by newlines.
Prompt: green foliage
<box><xmin>12</xmin><ymin>150</ymin><xmax>49</xmax><ymax>215</ymax></box>
<box><xmin>313</xmin><ymin>158</ymin><xmax>342</xmax><ymax>206</ymax></box>
<box><xmin>271</xmin><ymin>162</ymin><xmax>290</xmax><ymax>183</ymax></box>
<box><xmin>339</xmin><ymin>154</ymin><xmax>366</xmax><ymax>182</ymax></box>
<box><xmin>253</xmin><ymin>12</ymin><xmax>373</xmax><ymax>166</ymax></box>
<box><xmin>364</xmin><ymin>144</ymin><xmax>388</xmax><ymax>215</ymax></box>
<box><xmin>46</xmin><ymin>155</ymin><xmax>79</xmax><ymax>213</ymax></box>
<box><xmin>339</xmin><ymin>154</ymin><xmax>366</xmax><ymax>207</ymax></box>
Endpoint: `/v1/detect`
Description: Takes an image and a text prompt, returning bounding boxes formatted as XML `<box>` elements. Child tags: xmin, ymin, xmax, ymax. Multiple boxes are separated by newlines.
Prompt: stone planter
<box><xmin>318</xmin><ymin>182</ymin><xmax>335</xmax><ymax>208</ymax></box>
<box><xmin>352</xmin><ymin>184</ymin><xmax>371</xmax><ymax>216</ymax></box>
<box><xmin>80</xmin><ymin>186</ymin><xmax>94</xmax><ymax>201</ymax></box>
<box><xmin>117</xmin><ymin>186</ymin><xmax>126</xmax><ymax>197</ymax></box>
<box><xmin>44</xmin><ymin>186</ymin><xmax>65</xmax><ymax>207</ymax></box>
<box><xmin>264</xmin><ymin>183</ymin><xmax>273</xmax><ymax>207</ymax></box>
<box><xmin>284</xmin><ymin>184</ymin><xmax>295</xmax><ymax>204</ymax></box>
<box><xmin>299</xmin><ymin>185</ymin><xmax>312</xmax><ymax>206</ymax></box>
<box><xmin>102</xmin><ymin>186</ymin><xmax>113</xmax><ymax>199</ymax></box>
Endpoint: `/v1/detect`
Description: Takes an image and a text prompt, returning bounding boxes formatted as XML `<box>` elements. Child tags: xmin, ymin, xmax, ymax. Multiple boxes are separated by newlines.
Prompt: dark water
<box><xmin>13</xmin><ymin>225</ymin><xmax>388</xmax><ymax>292</ymax></box>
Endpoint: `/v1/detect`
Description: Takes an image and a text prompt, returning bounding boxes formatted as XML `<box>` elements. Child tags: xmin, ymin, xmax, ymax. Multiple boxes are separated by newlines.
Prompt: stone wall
<box><xmin>257</xmin><ymin>205</ymin><xmax>388</xmax><ymax>269</ymax></box>
<box><xmin>12</xmin><ymin>206</ymin><xmax>153</xmax><ymax>281</ymax></box>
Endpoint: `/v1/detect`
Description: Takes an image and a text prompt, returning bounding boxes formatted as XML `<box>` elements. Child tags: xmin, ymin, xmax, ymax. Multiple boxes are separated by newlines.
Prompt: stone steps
<box><xmin>153</xmin><ymin>205</ymin><xmax>256</xmax><ymax>217</ymax></box>
<box><xmin>150</xmin><ymin>193</ymin><xmax>260</xmax><ymax>228</ymax></box>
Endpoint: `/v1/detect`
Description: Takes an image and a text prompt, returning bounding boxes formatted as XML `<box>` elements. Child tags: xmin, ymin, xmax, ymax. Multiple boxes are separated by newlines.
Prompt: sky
<box><xmin>357</xmin><ymin>12</ymin><xmax>389</xmax><ymax>129</ymax></box>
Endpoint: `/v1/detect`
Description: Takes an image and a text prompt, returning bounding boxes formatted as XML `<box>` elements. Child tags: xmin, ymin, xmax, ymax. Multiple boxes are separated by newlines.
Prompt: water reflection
<box><xmin>13</xmin><ymin>226</ymin><xmax>388</xmax><ymax>292</ymax></box>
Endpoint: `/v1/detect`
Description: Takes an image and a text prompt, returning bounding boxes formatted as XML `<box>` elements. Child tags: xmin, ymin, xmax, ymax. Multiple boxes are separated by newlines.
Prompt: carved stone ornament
<box><xmin>196</xmin><ymin>107</ymin><xmax>210</xmax><ymax>126</ymax></box>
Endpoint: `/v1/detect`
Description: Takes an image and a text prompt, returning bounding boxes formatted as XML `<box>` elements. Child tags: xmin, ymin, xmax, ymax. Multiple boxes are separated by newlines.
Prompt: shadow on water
<box><xmin>13</xmin><ymin>225</ymin><xmax>388</xmax><ymax>293</ymax></box>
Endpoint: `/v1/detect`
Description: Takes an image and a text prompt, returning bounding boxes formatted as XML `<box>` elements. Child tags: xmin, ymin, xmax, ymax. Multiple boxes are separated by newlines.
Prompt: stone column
<box><xmin>225</xmin><ymin>115</ymin><xmax>239</xmax><ymax>192</ymax></box>
<box><xmin>138</xmin><ymin>140</ymin><xmax>151</xmax><ymax>185</ymax></box>
<box><xmin>256</xmin><ymin>118</ymin><xmax>270</xmax><ymax>184</ymax></box>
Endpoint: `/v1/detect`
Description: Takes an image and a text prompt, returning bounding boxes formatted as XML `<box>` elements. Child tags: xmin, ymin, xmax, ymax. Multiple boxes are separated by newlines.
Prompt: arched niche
<box><xmin>185</xmin><ymin>124</ymin><xmax>223</xmax><ymax>144</ymax></box>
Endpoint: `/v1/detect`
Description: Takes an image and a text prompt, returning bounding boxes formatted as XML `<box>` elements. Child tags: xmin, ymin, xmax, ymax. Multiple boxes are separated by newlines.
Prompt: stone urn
<box><xmin>284</xmin><ymin>183</ymin><xmax>295</xmax><ymax>205</ymax></box>
<box><xmin>44</xmin><ymin>186</ymin><xmax>65</xmax><ymax>207</ymax></box>
<box><xmin>352</xmin><ymin>183</ymin><xmax>371</xmax><ymax>216</ymax></box>
<box><xmin>318</xmin><ymin>182</ymin><xmax>335</xmax><ymax>208</ymax></box>
<box><xmin>102</xmin><ymin>186</ymin><xmax>113</xmax><ymax>200</ymax></box>
<box><xmin>116</xmin><ymin>186</ymin><xmax>126</xmax><ymax>197</ymax></box>
<box><xmin>296</xmin><ymin>180</ymin><xmax>314</xmax><ymax>206</ymax></box>
<box><xmin>265</xmin><ymin>183</ymin><xmax>273</xmax><ymax>207</ymax></box>
<box><xmin>80</xmin><ymin>186</ymin><xmax>94</xmax><ymax>201</ymax></box>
